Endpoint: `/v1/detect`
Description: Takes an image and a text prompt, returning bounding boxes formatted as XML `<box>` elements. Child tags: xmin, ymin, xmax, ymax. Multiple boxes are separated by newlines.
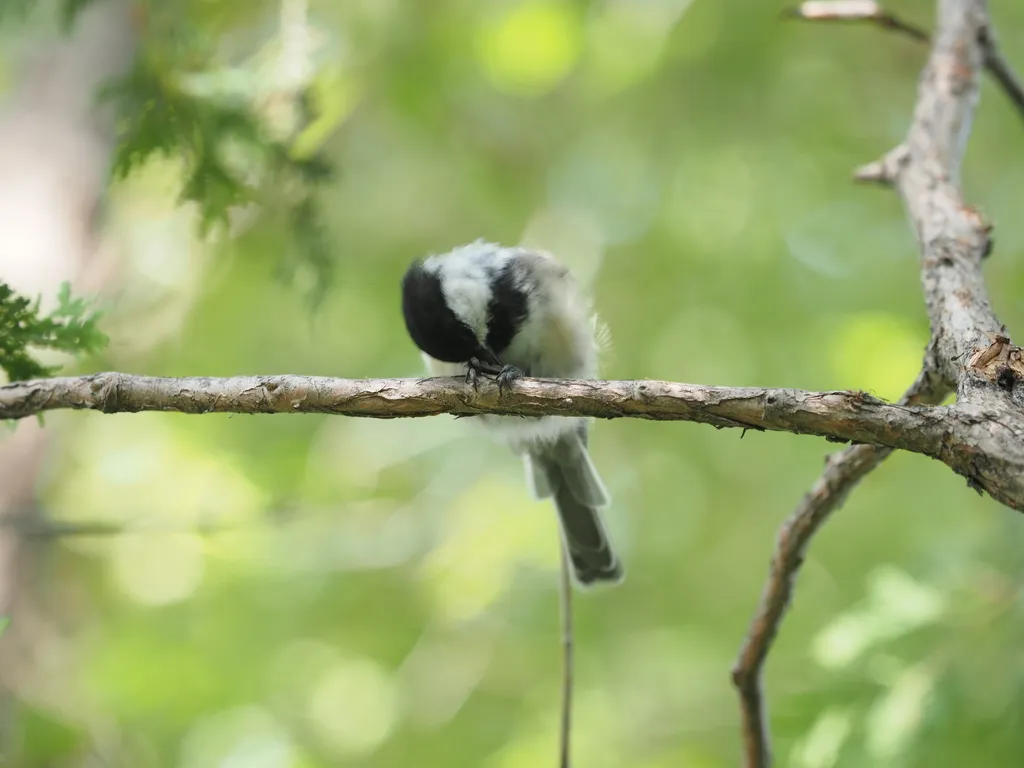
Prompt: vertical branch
<box><xmin>733</xmin><ymin>0</ymin><xmax>1003</xmax><ymax>763</ymax></box>
<box><xmin>558</xmin><ymin>546</ymin><xmax>574</xmax><ymax>768</ymax></box>
<box><xmin>978</xmin><ymin>25</ymin><xmax>1024</xmax><ymax>119</ymax></box>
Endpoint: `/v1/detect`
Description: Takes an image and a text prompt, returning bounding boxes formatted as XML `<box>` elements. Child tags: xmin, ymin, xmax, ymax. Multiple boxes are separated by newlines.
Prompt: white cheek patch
<box><xmin>442</xmin><ymin>273</ymin><xmax>492</xmax><ymax>342</ymax></box>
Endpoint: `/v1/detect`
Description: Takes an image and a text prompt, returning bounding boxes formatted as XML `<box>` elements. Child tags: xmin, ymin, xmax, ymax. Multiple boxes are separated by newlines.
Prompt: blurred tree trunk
<box><xmin>0</xmin><ymin>0</ymin><xmax>138</xmax><ymax>749</ymax></box>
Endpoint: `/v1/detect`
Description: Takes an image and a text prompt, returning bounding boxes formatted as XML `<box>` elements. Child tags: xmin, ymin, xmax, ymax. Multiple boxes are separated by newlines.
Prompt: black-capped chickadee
<box><xmin>401</xmin><ymin>240</ymin><xmax>623</xmax><ymax>586</ymax></box>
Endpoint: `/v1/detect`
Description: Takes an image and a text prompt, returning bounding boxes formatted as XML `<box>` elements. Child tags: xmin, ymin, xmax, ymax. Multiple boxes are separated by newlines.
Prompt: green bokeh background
<box><xmin>5</xmin><ymin>1</ymin><xmax>1024</xmax><ymax>766</ymax></box>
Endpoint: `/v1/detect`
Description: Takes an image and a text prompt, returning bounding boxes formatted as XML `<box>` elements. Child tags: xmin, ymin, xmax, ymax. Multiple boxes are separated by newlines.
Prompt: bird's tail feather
<box><xmin>527</xmin><ymin>433</ymin><xmax>622</xmax><ymax>586</ymax></box>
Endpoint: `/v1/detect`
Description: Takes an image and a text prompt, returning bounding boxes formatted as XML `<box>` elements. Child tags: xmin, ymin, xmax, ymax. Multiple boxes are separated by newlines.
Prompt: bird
<box><xmin>400</xmin><ymin>240</ymin><xmax>623</xmax><ymax>586</ymax></box>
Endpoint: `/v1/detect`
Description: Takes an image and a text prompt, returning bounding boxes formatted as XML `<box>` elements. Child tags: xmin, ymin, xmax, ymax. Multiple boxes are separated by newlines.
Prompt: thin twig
<box><xmin>558</xmin><ymin>545</ymin><xmax>574</xmax><ymax>768</ymax></box>
<box><xmin>978</xmin><ymin>24</ymin><xmax>1024</xmax><ymax>124</ymax></box>
<box><xmin>784</xmin><ymin>1</ymin><xmax>929</xmax><ymax>41</ymax></box>
<box><xmin>0</xmin><ymin>516</ymin><xmax>237</xmax><ymax>539</ymax></box>
<box><xmin>731</xmin><ymin>366</ymin><xmax>947</xmax><ymax>767</ymax></box>
<box><xmin>786</xmin><ymin>0</ymin><xmax>1024</xmax><ymax>124</ymax></box>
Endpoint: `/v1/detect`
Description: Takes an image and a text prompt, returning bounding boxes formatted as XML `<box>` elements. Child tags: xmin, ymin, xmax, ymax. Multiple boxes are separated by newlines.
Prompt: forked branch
<box><xmin>735</xmin><ymin>1</ymin><xmax>1024</xmax><ymax>766</ymax></box>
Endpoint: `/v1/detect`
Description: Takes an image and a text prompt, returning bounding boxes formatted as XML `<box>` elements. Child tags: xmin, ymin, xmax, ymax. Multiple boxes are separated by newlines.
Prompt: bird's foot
<box><xmin>465</xmin><ymin>356</ymin><xmax>502</xmax><ymax>389</ymax></box>
<box><xmin>464</xmin><ymin>357</ymin><xmax>522</xmax><ymax>396</ymax></box>
<box><xmin>496</xmin><ymin>364</ymin><xmax>523</xmax><ymax>397</ymax></box>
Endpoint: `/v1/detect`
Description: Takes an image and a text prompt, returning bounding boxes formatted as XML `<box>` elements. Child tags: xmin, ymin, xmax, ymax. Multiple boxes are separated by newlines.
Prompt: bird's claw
<box><xmin>465</xmin><ymin>356</ymin><xmax>499</xmax><ymax>389</ymax></box>
<box><xmin>464</xmin><ymin>357</ymin><xmax>523</xmax><ymax>396</ymax></box>
<box><xmin>496</xmin><ymin>364</ymin><xmax>523</xmax><ymax>397</ymax></box>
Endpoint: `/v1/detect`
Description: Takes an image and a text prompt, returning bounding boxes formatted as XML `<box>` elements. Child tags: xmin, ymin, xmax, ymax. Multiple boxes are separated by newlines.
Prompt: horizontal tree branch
<box><xmin>4</xmin><ymin>372</ymin><xmax>1024</xmax><ymax>509</ymax></box>
<box><xmin>0</xmin><ymin>371</ymin><xmax>949</xmax><ymax>438</ymax></box>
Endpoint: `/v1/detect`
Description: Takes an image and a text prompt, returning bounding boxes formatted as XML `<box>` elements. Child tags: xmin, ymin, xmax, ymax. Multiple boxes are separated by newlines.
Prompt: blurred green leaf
<box><xmin>2</xmin><ymin>2</ymin><xmax>1023</xmax><ymax>767</ymax></box>
<box><xmin>0</xmin><ymin>282</ymin><xmax>108</xmax><ymax>382</ymax></box>
<box><xmin>0</xmin><ymin>0</ymin><xmax>104</xmax><ymax>28</ymax></box>
<box><xmin>58</xmin><ymin>0</ymin><xmax>102</xmax><ymax>30</ymax></box>
<box><xmin>12</xmin><ymin>704</ymin><xmax>87</xmax><ymax>764</ymax></box>
<box><xmin>101</xmin><ymin>57</ymin><xmax>335</xmax><ymax>301</ymax></box>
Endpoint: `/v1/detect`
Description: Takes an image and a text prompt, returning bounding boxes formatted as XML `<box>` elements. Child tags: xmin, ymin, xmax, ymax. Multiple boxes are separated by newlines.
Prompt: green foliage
<box><xmin>7</xmin><ymin>704</ymin><xmax>89</xmax><ymax>765</ymax></box>
<box><xmin>56</xmin><ymin>0</ymin><xmax>100</xmax><ymax>29</ymax></box>
<box><xmin>102</xmin><ymin>59</ymin><xmax>258</xmax><ymax>232</ymax></box>
<box><xmin>0</xmin><ymin>0</ymin><xmax>101</xmax><ymax>30</ymax></box>
<box><xmin>0</xmin><ymin>0</ymin><xmax>32</xmax><ymax>21</ymax></box>
<box><xmin>7</xmin><ymin>1</ymin><xmax>1024</xmax><ymax>767</ymax></box>
<box><xmin>3</xmin><ymin>0</ymin><xmax>337</xmax><ymax>307</ymax></box>
<box><xmin>0</xmin><ymin>282</ymin><xmax>108</xmax><ymax>381</ymax></box>
<box><xmin>100</xmin><ymin>56</ymin><xmax>336</xmax><ymax>306</ymax></box>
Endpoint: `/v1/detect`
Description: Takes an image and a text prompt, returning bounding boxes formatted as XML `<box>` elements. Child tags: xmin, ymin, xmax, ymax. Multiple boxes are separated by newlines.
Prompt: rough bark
<box><xmin>734</xmin><ymin>1</ymin><xmax>1023</xmax><ymax>766</ymax></box>
<box><xmin>3</xmin><ymin>370</ymin><xmax>1024</xmax><ymax>510</ymax></box>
